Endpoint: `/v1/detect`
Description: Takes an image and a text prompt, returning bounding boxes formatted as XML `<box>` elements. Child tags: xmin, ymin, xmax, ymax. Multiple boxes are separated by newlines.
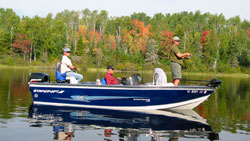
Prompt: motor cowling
<box><xmin>30</xmin><ymin>73</ymin><xmax>50</xmax><ymax>83</ymax></box>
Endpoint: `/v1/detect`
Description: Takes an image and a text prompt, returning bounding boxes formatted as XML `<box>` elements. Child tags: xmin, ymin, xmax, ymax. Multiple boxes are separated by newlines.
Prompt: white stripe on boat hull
<box><xmin>29</xmin><ymin>84</ymin><xmax>214</xmax><ymax>91</ymax></box>
<box><xmin>33</xmin><ymin>95</ymin><xmax>210</xmax><ymax>110</ymax></box>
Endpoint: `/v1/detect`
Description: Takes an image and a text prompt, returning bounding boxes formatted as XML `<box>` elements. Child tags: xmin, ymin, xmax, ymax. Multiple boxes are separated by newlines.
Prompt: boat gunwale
<box><xmin>29</xmin><ymin>82</ymin><xmax>215</xmax><ymax>90</ymax></box>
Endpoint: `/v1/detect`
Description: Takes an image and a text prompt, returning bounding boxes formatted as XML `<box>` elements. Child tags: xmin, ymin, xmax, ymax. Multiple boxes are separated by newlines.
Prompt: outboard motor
<box><xmin>126</xmin><ymin>73</ymin><xmax>142</xmax><ymax>85</ymax></box>
<box><xmin>30</xmin><ymin>73</ymin><xmax>50</xmax><ymax>83</ymax></box>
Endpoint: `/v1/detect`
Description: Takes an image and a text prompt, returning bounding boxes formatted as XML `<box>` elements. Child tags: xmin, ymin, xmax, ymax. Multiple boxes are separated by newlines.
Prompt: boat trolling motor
<box><xmin>181</xmin><ymin>78</ymin><xmax>222</xmax><ymax>88</ymax></box>
<box><xmin>206</xmin><ymin>79</ymin><xmax>222</xmax><ymax>88</ymax></box>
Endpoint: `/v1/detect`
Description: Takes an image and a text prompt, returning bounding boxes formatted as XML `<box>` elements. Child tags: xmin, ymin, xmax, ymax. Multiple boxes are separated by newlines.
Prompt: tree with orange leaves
<box><xmin>103</xmin><ymin>35</ymin><xmax>116</xmax><ymax>51</ymax></box>
<box><xmin>128</xmin><ymin>19</ymin><xmax>152</xmax><ymax>54</ymax></box>
<box><xmin>246</xmin><ymin>28</ymin><xmax>250</xmax><ymax>38</ymax></box>
<box><xmin>78</xmin><ymin>25</ymin><xmax>88</xmax><ymax>37</ymax></box>
<box><xmin>12</xmin><ymin>33</ymin><xmax>31</xmax><ymax>60</ymax></box>
<box><xmin>89</xmin><ymin>29</ymin><xmax>102</xmax><ymax>49</ymax></box>
<box><xmin>120</xmin><ymin>29</ymin><xmax>133</xmax><ymax>54</ymax></box>
<box><xmin>76</xmin><ymin>25</ymin><xmax>89</xmax><ymax>55</ymax></box>
<box><xmin>88</xmin><ymin>29</ymin><xmax>103</xmax><ymax>67</ymax></box>
<box><xmin>200</xmin><ymin>30</ymin><xmax>211</xmax><ymax>49</ymax></box>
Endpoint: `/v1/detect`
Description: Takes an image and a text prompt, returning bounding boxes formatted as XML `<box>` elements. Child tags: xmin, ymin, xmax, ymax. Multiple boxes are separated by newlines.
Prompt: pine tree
<box><xmin>145</xmin><ymin>39</ymin><xmax>160</xmax><ymax>65</ymax></box>
<box><xmin>76</xmin><ymin>35</ymin><xmax>84</xmax><ymax>55</ymax></box>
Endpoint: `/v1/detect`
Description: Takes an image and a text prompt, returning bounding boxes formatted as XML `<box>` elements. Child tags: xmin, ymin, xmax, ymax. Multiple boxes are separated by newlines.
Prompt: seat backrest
<box><xmin>153</xmin><ymin>68</ymin><xmax>167</xmax><ymax>85</ymax></box>
<box><xmin>56</xmin><ymin>62</ymin><xmax>66</xmax><ymax>81</ymax></box>
<box><xmin>101</xmin><ymin>78</ymin><xmax>106</xmax><ymax>85</ymax></box>
<box><xmin>56</xmin><ymin>62</ymin><xmax>62</xmax><ymax>73</ymax></box>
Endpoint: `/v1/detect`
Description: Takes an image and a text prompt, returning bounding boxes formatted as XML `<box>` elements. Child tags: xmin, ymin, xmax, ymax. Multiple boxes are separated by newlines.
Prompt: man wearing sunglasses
<box><xmin>61</xmin><ymin>48</ymin><xmax>83</xmax><ymax>83</ymax></box>
<box><xmin>170</xmin><ymin>36</ymin><xmax>192</xmax><ymax>86</ymax></box>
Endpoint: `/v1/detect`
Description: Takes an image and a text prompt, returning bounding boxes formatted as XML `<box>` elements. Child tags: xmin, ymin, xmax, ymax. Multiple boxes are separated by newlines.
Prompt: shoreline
<box><xmin>0</xmin><ymin>64</ymin><xmax>249</xmax><ymax>77</ymax></box>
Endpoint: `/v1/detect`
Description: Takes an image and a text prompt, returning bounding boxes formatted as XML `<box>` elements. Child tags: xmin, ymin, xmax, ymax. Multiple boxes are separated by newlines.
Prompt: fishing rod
<box><xmin>181</xmin><ymin>79</ymin><xmax>211</xmax><ymax>82</ymax></box>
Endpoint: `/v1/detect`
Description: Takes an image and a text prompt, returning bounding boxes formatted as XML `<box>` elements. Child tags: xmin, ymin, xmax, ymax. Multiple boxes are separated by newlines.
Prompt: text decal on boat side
<box><xmin>187</xmin><ymin>90</ymin><xmax>207</xmax><ymax>94</ymax></box>
<box><xmin>133</xmin><ymin>98</ymin><xmax>150</xmax><ymax>102</ymax></box>
<box><xmin>33</xmin><ymin>89</ymin><xmax>65</xmax><ymax>94</ymax></box>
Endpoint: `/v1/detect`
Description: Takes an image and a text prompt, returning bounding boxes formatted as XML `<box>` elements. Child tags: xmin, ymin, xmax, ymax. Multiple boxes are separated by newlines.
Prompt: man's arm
<box><xmin>105</xmin><ymin>75</ymin><xmax>118</xmax><ymax>85</ymax></box>
<box><xmin>176</xmin><ymin>53</ymin><xmax>192</xmax><ymax>59</ymax></box>
<box><xmin>172</xmin><ymin>46</ymin><xmax>191</xmax><ymax>59</ymax></box>
<box><xmin>62</xmin><ymin>56</ymin><xmax>76</xmax><ymax>70</ymax></box>
<box><xmin>68</xmin><ymin>65</ymin><xmax>77</xmax><ymax>70</ymax></box>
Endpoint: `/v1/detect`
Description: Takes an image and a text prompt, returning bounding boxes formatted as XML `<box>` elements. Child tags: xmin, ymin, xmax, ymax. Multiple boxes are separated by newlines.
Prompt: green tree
<box><xmin>228</xmin><ymin>36</ymin><xmax>239</xmax><ymax>68</ymax></box>
<box><xmin>131</xmin><ymin>12</ymin><xmax>151</xmax><ymax>25</ymax></box>
<box><xmin>97</xmin><ymin>10</ymin><xmax>108</xmax><ymax>35</ymax></box>
<box><xmin>76</xmin><ymin>35</ymin><xmax>84</xmax><ymax>55</ymax></box>
<box><xmin>145</xmin><ymin>39</ymin><xmax>160</xmax><ymax>65</ymax></box>
<box><xmin>0</xmin><ymin>8</ymin><xmax>20</xmax><ymax>55</ymax></box>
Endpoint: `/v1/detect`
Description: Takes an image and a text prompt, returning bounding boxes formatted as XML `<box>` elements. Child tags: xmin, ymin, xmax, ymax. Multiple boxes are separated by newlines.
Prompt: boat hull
<box><xmin>29</xmin><ymin>83</ymin><xmax>215</xmax><ymax>110</ymax></box>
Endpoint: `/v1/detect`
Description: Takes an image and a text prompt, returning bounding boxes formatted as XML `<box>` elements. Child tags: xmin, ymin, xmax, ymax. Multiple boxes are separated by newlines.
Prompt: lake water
<box><xmin>0</xmin><ymin>68</ymin><xmax>249</xmax><ymax>141</ymax></box>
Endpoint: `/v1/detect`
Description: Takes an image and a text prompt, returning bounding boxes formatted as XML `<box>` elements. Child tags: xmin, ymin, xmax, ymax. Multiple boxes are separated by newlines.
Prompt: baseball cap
<box><xmin>173</xmin><ymin>36</ymin><xmax>180</xmax><ymax>41</ymax></box>
<box><xmin>107</xmin><ymin>65</ymin><xmax>114</xmax><ymax>70</ymax></box>
<box><xmin>64</xmin><ymin>48</ymin><xmax>71</xmax><ymax>52</ymax></box>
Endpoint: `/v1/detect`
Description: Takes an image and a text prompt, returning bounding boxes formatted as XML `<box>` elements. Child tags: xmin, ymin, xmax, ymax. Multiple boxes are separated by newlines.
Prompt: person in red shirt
<box><xmin>104</xmin><ymin>65</ymin><xmax>120</xmax><ymax>85</ymax></box>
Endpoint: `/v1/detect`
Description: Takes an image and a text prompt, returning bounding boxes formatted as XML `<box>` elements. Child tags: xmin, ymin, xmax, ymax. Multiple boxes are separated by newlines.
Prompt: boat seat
<box><xmin>95</xmin><ymin>78</ymin><xmax>106</xmax><ymax>85</ymax></box>
<box><xmin>56</xmin><ymin>77</ymin><xmax>78</xmax><ymax>84</ymax></box>
<box><xmin>55</xmin><ymin>62</ymin><xmax>78</xmax><ymax>84</ymax></box>
<box><xmin>56</xmin><ymin>69</ymin><xmax>67</xmax><ymax>82</ymax></box>
<box><xmin>152</xmin><ymin>68</ymin><xmax>174</xmax><ymax>86</ymax></box>
<box><xmin>101</xmin><ymin>78</ymin><xmax>106</xmax><ymax>85</ymax></box>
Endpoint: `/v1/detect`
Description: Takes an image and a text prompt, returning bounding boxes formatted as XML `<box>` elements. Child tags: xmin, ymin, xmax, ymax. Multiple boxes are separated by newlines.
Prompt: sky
<box><xmin>1</xmin><ymin>0</ymin><xmax>249</xmax><ymax>20</ymax></box>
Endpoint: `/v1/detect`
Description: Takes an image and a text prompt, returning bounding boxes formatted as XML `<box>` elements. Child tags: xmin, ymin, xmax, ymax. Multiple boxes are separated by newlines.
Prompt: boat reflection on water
<box><xmin>28</xmin><ymin>105</ymin><xmax>219</xmax><ymax>140</ymax></box>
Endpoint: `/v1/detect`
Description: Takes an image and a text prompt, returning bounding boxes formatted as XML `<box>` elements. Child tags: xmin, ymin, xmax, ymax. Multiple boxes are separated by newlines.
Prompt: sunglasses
<box><xmin>176</xmin><ymin>40</ymin><xmax>180</xmax><ymax>42</ymax></box>
<box><xmin>66</xmin><ymin>51</ymin><xmax>71</xmax><ymax>53</ymax></box>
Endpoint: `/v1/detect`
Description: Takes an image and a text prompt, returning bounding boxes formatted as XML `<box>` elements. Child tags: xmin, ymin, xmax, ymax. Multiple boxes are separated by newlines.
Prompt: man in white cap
<box><xmin>61</xmin><ymin>48</ymin><xmax>83</xmax><ymax>83</ymax></box>
<box><xmin>170</xmin><ymin>36</ymin><xmax>192</xmax><ymax>86</ymax></box>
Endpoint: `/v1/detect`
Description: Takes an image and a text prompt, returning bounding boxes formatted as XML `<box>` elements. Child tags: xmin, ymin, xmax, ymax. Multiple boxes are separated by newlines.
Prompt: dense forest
<box><xmin>0</xmin><ymin>8</ymin><xmax>249</xmax><ymax>73</ymax></box>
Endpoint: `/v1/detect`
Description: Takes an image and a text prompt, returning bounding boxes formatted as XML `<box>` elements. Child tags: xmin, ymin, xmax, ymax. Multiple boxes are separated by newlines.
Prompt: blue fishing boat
<box><xmin>28</xmin><ymin>69</ymin><xmax>221</xmax><ymax>110</ymax></box>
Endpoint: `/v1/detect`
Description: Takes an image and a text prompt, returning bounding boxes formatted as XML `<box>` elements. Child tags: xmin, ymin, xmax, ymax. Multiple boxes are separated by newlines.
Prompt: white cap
<box><xmin>64</xmin><ymin>48</ymin><xmax>71</xmax><ymax>52</ymax></box>
<box><xmin>173</xmin><ymin>36</ymin><xmax>180</xmax><ymax>41</ymax></box>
